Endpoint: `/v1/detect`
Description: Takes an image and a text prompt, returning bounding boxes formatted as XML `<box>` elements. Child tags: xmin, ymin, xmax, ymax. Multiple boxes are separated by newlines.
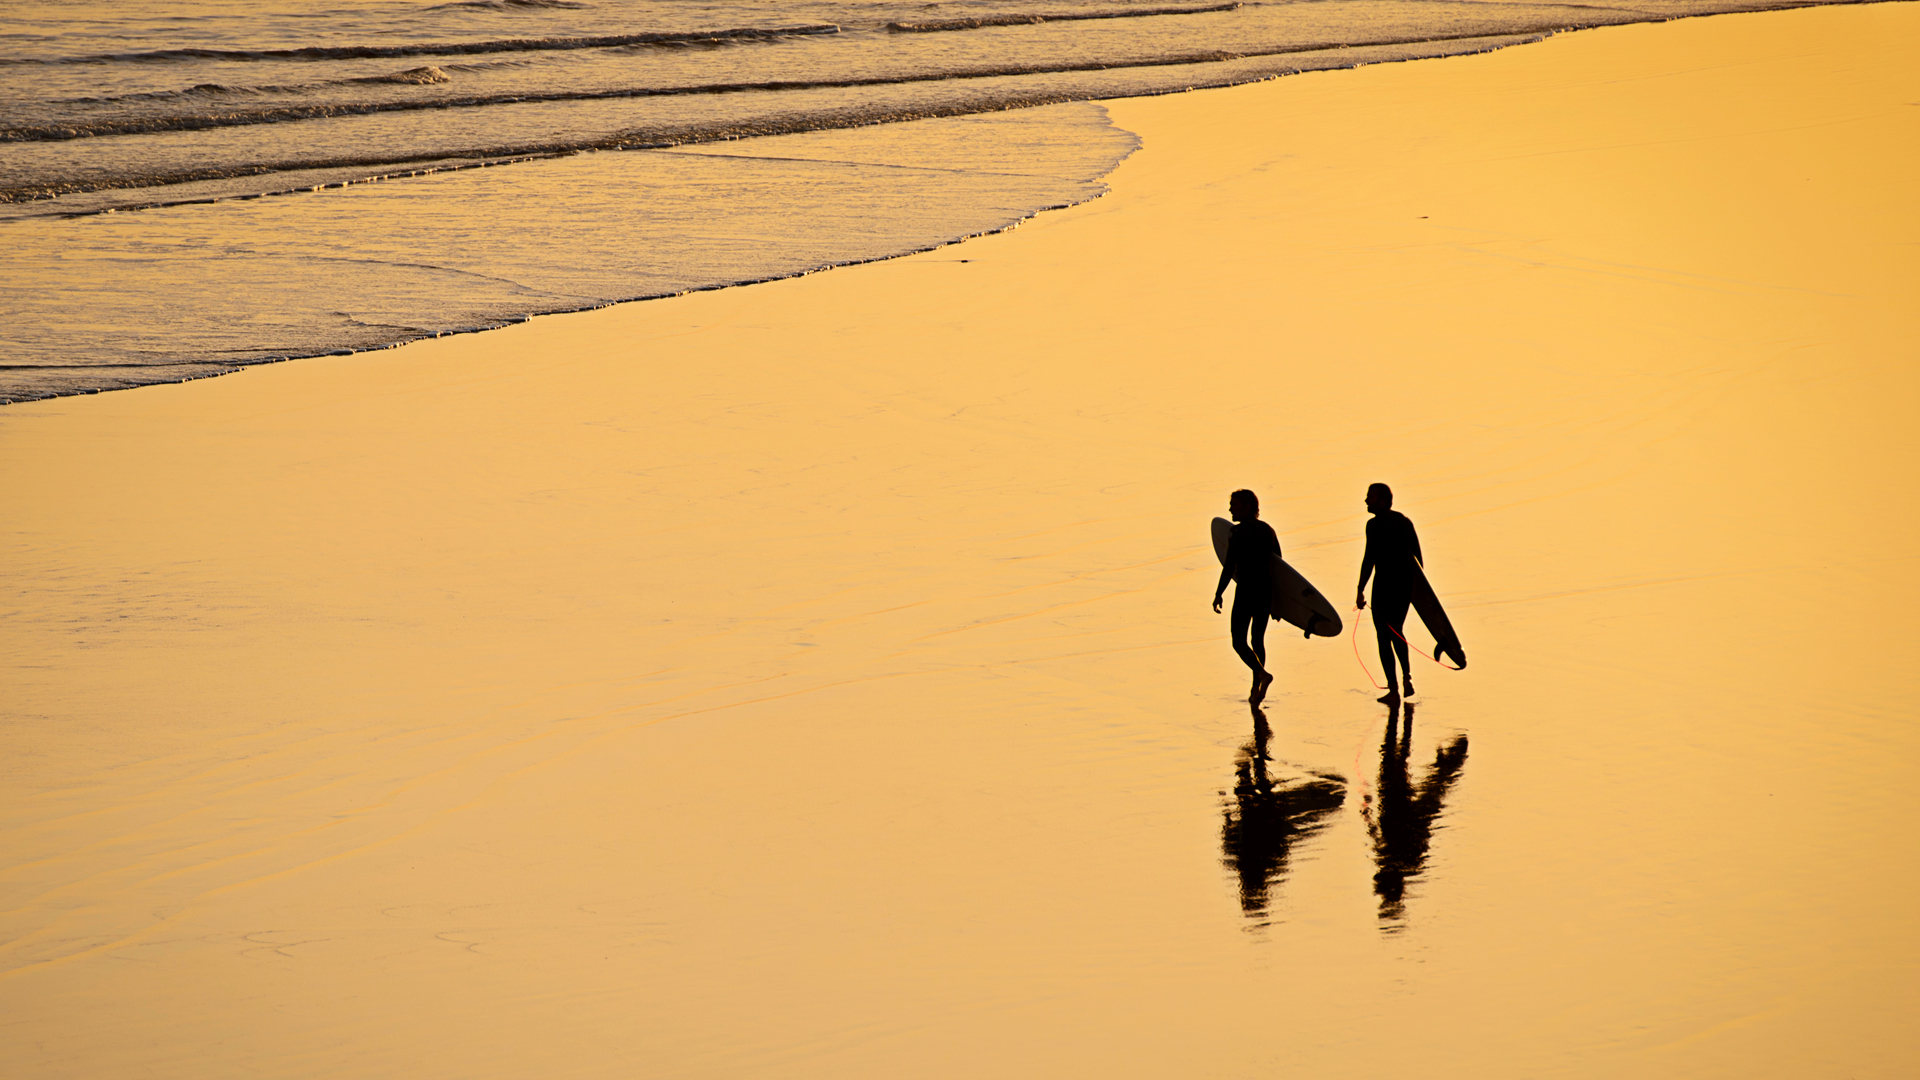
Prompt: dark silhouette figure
<box><xmin>1220</xmin><ymin>706</ymin><xmax>1345</xmax><ymax>923</ymax></box>
<box><xmin>1213</xmin><ymin>489</ymin><xmax>1282</xmax><ymax>704</ymax></box>
<box><xmin>1356</xmin><ymin>482</ymin><xmax>1423</xmax><ymax>704</ymax></box>
<box><xmin>1362</xmin><ymin>700</ymin><xmax>1469</xmax><ymax>927</ymax></box>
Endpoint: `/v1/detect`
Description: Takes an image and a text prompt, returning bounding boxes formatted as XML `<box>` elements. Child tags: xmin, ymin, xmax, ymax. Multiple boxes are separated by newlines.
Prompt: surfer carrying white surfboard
<box><xmin>1356</xmin><ymin>483</ymin><xmax>1423</xmax><ymax>704</ymax></box>
<box><xmin>1212</xmin><ymin>489</ymin><xmax>1282</xmax><ymax>704</ymax></box>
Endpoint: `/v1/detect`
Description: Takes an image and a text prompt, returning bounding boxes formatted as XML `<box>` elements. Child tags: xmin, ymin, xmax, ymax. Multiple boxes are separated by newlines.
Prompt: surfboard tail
<box><xmin>1303</xmin><ymin>611</ymin><xmax>1344</xmax><ymax>639</ymax></box>
<box><xmin>1409</xmin><ymin>566</ymin><xmax>1464</xmax><ymax>670</ymax></box>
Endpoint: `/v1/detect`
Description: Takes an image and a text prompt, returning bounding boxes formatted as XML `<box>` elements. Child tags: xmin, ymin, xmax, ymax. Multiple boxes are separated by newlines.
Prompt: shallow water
<box><xmin>0</xmin><ymin>0</ymin><xmax>1857</xmax><ymax>401</ymax></box>
<box><xmin>0</xmin><ymin>103</ymin><xmax>1138</xmax><ymax>398</ymax></box>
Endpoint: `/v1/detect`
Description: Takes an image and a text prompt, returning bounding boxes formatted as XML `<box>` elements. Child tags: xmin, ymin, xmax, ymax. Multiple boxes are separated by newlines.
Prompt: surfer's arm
<box><xmin>1213</xmin><ymin>536</ymin><xmax>1236</xmax><ymax>612</ymax></box>
<box><xmin>1409</xmin><ymin>520</ymin><xmax>1424</xmax><ymax>569</ymax></box>
<box><xmin>1356</xmin><ymin>526</ymin><xmax>1375</xmax><ymax>608</ymax></box>
<box><xmin>1213</xmin><ymin>532</ymin><xmax>1239</xmax><ymax>612</ymax></box>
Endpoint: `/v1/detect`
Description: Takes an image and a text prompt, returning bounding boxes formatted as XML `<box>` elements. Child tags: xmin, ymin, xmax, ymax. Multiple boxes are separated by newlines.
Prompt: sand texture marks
<box><xmin>2</xmin><ymin>5</ymin><xmax>1917</xmax><ymax>1077</ymax></box>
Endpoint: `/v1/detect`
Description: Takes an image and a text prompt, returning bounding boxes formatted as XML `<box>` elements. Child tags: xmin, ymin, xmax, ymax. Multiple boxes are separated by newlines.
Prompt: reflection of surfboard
<box><xmin>1211</xmin><ymin>518</ymin><xmax>1343</xmax><ymax>638</ymax></box>
<box><xmin>1409</xmin><ymin>563</ymin><xmax>1467</xmax><ymax>669</ymax></box>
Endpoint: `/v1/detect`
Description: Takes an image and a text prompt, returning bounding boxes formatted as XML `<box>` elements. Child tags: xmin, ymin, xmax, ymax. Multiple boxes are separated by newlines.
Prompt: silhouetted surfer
<box><xmin>1213</xmin><ymin>489</ymin><xmax>1281</xmax><ymax>704</ymax></box>
<box><xmin>1356</xmin><ymin>482</ymin><xmax>1422</xmax><ymax>704</ymax></box>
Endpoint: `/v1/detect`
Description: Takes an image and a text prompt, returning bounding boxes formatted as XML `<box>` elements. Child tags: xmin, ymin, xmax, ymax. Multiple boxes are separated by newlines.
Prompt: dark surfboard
<box><xmin>1409</xmin><ymin>562</ymin><xmax>1466</xmax><ymax>669</ymax></box>
<box><xmin>1211</xmin><ymin>518</ymin><xmax>1343</xmax><ymax>638</ymax></box>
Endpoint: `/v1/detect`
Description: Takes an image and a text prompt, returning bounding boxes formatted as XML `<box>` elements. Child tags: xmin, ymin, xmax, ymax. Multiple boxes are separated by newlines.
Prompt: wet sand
<box><xmin>3</xmin><ymin>4</ymin><xmax>1917</xmax><ymax>1076</ymax></box>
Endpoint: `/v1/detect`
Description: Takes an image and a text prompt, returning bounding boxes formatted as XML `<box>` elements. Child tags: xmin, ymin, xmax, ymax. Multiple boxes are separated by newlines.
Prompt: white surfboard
<box><xmin>1211</xmin><ymin>517</ymin><xmax>1344</xmax><ymax>638</ymax></box>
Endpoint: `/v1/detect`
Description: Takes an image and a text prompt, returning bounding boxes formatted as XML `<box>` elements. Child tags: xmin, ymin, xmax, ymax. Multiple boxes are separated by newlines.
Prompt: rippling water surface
<box><xmin>0</xmin><ymin>0</ymin><xmax>1849</xmax><ymax>400</ymax></box>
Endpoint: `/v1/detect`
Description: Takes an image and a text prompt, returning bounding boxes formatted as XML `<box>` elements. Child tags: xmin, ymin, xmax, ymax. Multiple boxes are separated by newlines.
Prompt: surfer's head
<box><xmin>1229</xmin><ymin>489</ymin><xmax>1259</xmax><ymax>521</ymax></box>
<box><xmin>1366</xmin><ymin>483</ymin><xmax>1393</xmax><ymax>513</ymax></box>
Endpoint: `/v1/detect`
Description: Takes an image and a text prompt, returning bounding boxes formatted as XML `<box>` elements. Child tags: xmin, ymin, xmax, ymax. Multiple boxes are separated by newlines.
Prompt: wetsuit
<box><xmin>1218</xmin><ymin>519</ymin><xmax>1282</xmax><ymax>673</ymax></box>
<box><xmin>1360</xmin><ymin>510</ymin><xmax>1423</xmax><ymax>689</ymax></box>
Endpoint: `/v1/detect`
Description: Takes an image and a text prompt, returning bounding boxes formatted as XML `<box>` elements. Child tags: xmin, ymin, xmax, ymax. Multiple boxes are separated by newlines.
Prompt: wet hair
<box><xmin>1367</xmin><ymin>482</ymin><xmax>1393</xmax><ymax>506</ymax></box>
<box><xmin>1230</xmin><ymin>489</ymin><xmax>1259</xmax><ymax>512</ymax></box>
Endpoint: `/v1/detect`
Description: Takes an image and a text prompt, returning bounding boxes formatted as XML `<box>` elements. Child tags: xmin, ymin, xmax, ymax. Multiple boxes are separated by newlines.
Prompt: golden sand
<box><xmin>3</xmin><ymin>5</ymin><xmax>1917</xmax><ymax>1076</ymax></box>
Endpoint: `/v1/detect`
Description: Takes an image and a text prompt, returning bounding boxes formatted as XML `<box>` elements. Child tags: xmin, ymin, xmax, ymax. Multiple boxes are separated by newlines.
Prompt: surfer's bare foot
<box><xmin>1377</xmin><ymin>689</ymin><xmax>1400</xmax><ymax>704</ymax></box>
<box><xmin>1403</xmin><ymin>680</ymin><xmax>1416</xmax><ymax>698</ymax></box>
<box><xmin>1251</xmin><ymin>671</ymin><xmax>1273</xmax><ymax>705</ymax></box>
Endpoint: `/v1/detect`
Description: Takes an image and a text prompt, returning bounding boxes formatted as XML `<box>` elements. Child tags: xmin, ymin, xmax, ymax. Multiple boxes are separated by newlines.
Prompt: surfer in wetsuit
<box><xmin>1213</xmin><ymin>489</ymin><xmax>1282</xmax><ymax>704</ymax></box>
<box><xmin>1356</xmin><ymin>482</ymin><xmax>1423</xmax><ymax>704</ymax></box>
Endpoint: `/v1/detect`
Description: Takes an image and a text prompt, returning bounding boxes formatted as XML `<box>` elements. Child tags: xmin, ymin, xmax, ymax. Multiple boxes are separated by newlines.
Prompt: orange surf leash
<box><xmin>1387</xmin><ymin>620</ymin><xmax>1465</xmax><ymax>671</ymax></box>
<box><xmin>1351</xmin><ymin>606</ymin><xmax>1464</xmax><ymax>685</ymax></box>
<box><xmin>1350</xmin><ymin>607</ymin><xmax>1387</xmax><ymax>690</ymax></box>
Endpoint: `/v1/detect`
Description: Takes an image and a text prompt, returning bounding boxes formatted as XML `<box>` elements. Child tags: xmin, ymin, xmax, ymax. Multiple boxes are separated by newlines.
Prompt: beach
<box><xmin>3</xmin><ymin>3</ymin><xmax>1917</xmax><ymax>1075</ymax></box>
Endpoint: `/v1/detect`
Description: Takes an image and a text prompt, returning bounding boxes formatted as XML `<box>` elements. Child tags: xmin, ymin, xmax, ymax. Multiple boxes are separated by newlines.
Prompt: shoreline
<box><xmin>4</xmin><ymin>5</ymin><xmax>1917</xmax><ymax>1077</ymax></box>
<box><xmin>3</xmin><ymin>3</ymin><xmax>1870</xmax><ymax>405</ymax></box>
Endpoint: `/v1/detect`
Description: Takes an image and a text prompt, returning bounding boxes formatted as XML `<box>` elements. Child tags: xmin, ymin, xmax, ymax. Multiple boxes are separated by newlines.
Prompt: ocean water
<box><xmin>0</xmin><ymin>0</ymin><xmax>1842</xmax><ymax>402</ymax></box>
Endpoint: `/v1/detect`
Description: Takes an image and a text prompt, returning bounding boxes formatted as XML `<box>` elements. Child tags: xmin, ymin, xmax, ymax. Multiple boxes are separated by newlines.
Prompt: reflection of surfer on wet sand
<box><xmin>1363</xmin><ymin>700</ymin><xmax>1468</xmax><ymax>926</ymax></box>
<box><xmin>1221</xmin><ymin>706</ymin><xmax>1345</xmax><ymax>923</ymax></box>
